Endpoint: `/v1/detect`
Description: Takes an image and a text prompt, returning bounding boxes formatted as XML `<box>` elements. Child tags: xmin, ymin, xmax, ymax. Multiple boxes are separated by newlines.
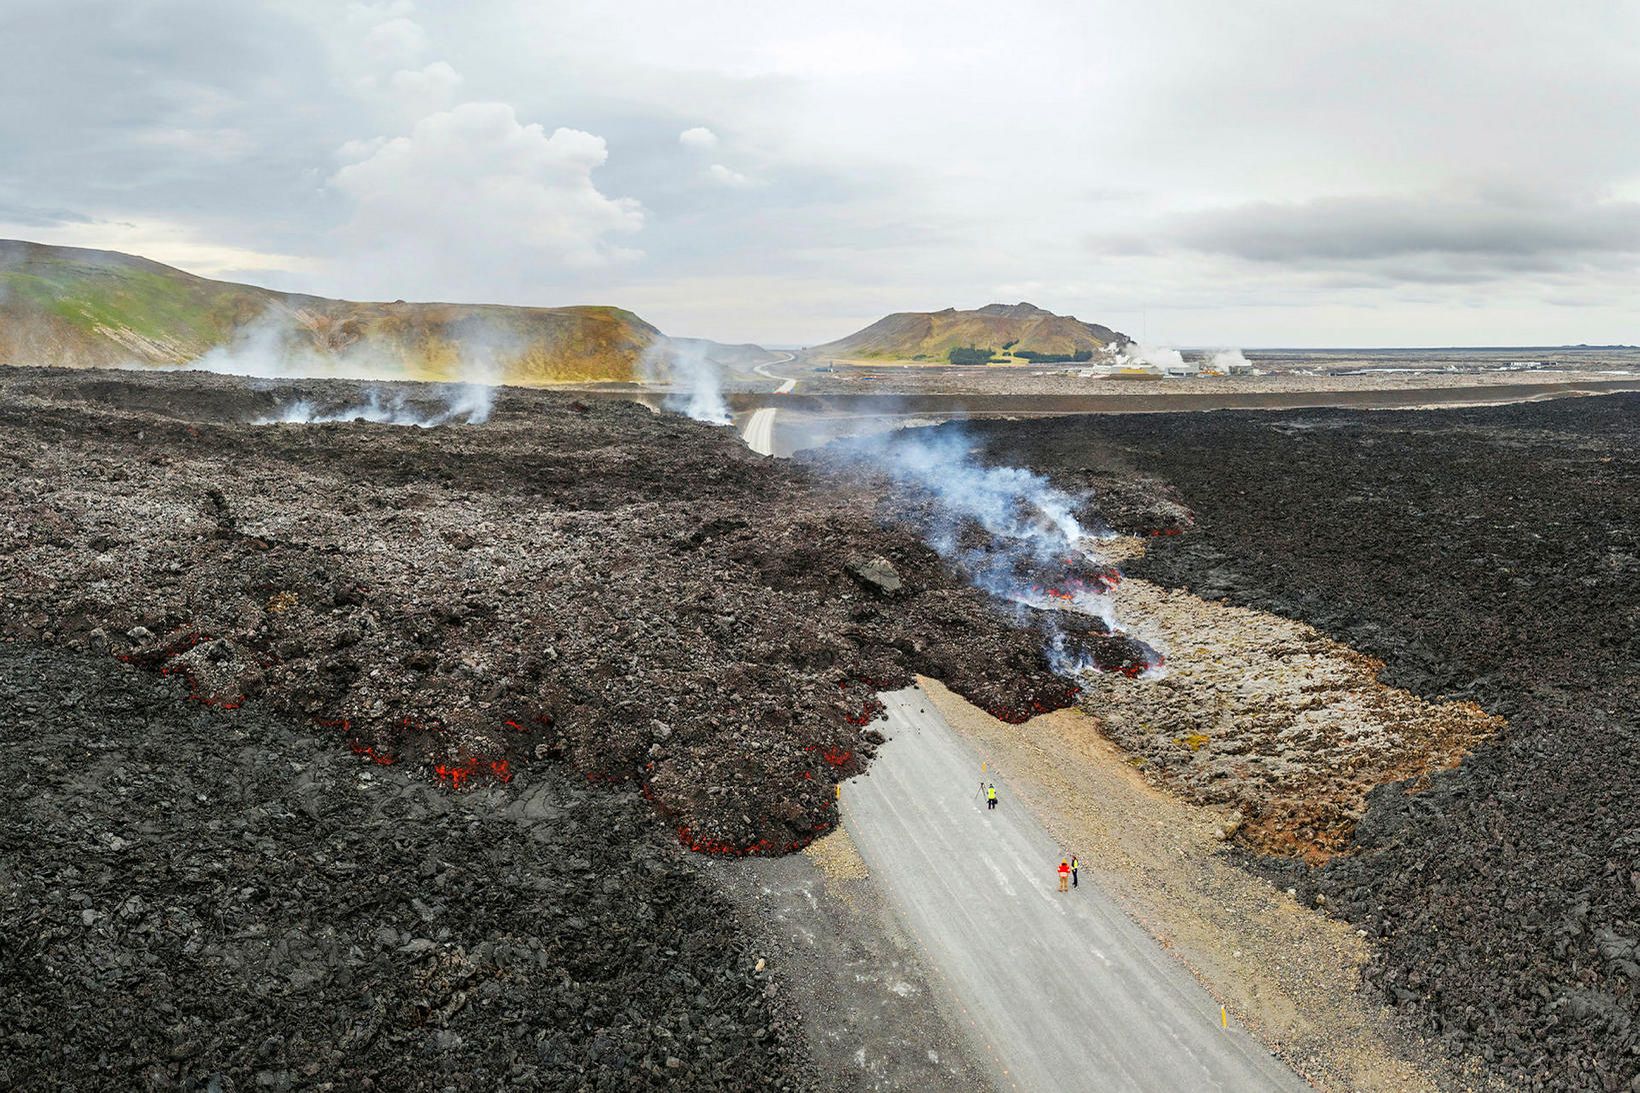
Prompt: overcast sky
<box><xmin>2</xmin><ymin>1</ymin><xmax>1637</xmax><ymax>346</ymax></box>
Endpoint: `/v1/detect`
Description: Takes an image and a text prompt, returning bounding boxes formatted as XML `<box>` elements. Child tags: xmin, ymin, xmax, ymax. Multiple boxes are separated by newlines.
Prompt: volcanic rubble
<box><xmin>959</xmin><ymin>395</ymin><xmax>1640</xmax><ymax>1090</ymax></box>
<box><xmin>0</xmin><ymin>642</ymin><xmax>810</xmax><ymax>1091</ymax></box>
<box><xmin>0</xmin><ymin>365</ymin><xmax>1137</xmax><ymax>857</ymax></box>
<box><xmin>0</xmin><ymin>365</ymin><xmax>1164</xmax><ymax>1087</ymax></box>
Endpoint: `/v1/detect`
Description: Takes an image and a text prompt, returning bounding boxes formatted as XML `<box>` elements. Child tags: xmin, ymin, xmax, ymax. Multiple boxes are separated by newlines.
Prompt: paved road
<box><xmin>842</xmin><ymin>688</ymin><xmax>1311</xmax><ymax>1093</ymax></box>
<box><xmin>744</xmin><ymin>352</ymin><xmax>797</xmax><ymax>455</ymax></box>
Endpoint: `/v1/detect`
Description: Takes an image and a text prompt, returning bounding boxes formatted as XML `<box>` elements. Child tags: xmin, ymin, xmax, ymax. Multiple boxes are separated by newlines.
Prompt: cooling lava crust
<box><xmin>0</xmin><ymin>366</ymin><xmax>1081</xmax><ymax>856</ymax></box>
<box><xmin>0</xmin><ymin>645</ymin><xmax>810</xmax><ymax>1091</ymax></box>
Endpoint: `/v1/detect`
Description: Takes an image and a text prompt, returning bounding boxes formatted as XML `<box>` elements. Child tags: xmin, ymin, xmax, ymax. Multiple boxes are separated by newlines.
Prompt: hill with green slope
<box><xmin>812</xmin><ymin>302</ymin><xmax>1130</xmax><ymax>362</ymax></box>
<box><xmin>0</xmin><ymin>240</ymin><xmax>756</xmax><ymax>385</ymax></box>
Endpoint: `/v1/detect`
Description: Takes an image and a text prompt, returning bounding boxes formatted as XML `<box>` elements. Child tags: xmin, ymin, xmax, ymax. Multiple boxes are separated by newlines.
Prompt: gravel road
<box><xmin>841</xmin><ymin>687</ymin><xmax>1309</xmax><ymax>1092</ymax></box>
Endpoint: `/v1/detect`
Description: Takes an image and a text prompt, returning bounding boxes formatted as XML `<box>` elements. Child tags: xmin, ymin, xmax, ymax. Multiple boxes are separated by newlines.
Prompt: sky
<box><xmin>2</xmin><ymin>0</ymin><xmax>1637</xmax><ymax>347</ymax></box>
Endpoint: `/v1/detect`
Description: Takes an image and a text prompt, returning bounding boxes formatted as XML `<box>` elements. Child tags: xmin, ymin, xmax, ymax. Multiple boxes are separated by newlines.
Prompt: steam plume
<box><xmin>190</xmin><ymin>307</ymin><xmax>507</xmax><ymax>426</ymax></box>
<box><xmin>640</xmin><ymin>339</ymin><xmax>730</xmax><ymax>424</ymax></box>
<box><xmin>829</xmin><ymin>427</ymin><xmax>1159</xmax><ymax>676</ymax></box>
<box><xmin>1209</xmin><ymin>348</ymin><xmax>1254</xmax><ymax>372</ymax></box>
<box><xmin>1115</xmin><ymin>344</ymin><xmax>1196</xmax><ymax>373</ymax></box>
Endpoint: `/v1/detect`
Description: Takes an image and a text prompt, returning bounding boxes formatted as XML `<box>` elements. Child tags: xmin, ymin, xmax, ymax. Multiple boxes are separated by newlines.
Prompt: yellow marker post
<box><xmin>1220</xmin><ymin>1005</ymin><xmax>1228</xmax><ymax>1030</ymax></box>
<box><xmin>835</xmin><ymin>783</ymin><xmax>841</xmax><ymax>799</ymax></box>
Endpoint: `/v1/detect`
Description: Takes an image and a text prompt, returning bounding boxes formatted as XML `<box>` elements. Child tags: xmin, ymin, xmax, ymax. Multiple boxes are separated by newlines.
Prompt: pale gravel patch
<box><xmin>1083</xmin><ymin>547</ymin><xmax>1502</xmax><ymax>860</ymax></box>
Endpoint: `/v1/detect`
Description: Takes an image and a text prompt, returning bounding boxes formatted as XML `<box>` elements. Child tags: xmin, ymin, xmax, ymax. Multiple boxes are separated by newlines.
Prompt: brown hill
<box><xmin>0</xmin><ymin>240</ymin><xmax>762</xmax><ymax>385</ymax></box>
<box><xmin>812</xmin><ymin>302</ymin><xmax>1131</xmax><ymax>362</ymax></box>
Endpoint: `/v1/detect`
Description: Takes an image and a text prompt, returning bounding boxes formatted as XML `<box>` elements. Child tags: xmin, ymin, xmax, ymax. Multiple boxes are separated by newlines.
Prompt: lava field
<box><xmin>0</xmin><ymin>365</ymin><xmax>1171</xmax><ymax>1090</ymax></box>
<box><xmin>0</xmin><ymin>366</ymin><xmax>1107</xmax><ymax>859</ymax></box>
<box><xmin>963</xmin><ymin>394</ymin><xmax>1640</xmax><ymax>1090</ymax></box>
<box><xmin>0</xmin><ymin>644</ymin><xmax>810</xmax><ymax>1090</ymax></box>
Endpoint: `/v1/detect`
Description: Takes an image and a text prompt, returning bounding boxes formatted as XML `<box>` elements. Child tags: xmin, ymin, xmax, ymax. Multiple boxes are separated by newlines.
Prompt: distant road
<box><xmin>724</xmin><ymin>376</ymin><xmax>1640</xmax><ymax>424</ymax></box>
<box><xmin>743</xmin><ymin>352</ymin><xmax>797</xmax><ymax>455</ymax></box>
<box><xmin>842</xmin><ymin>688</ymin><xmax>1311</xmax><ymax>1093</ymax></box>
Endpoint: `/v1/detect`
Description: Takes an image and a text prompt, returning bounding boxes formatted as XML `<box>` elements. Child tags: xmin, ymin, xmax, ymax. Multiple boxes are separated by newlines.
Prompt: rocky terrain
<box><xmin>0</xmin><ymin>365</ymin><xmax>1127</xmax><ymax>858</ymax></box>
<box><xmin>0</xmin><ymin>364</ymin><xmax>1171</xmax><ymax>1090</ymax></box>
<box><xmin>0</xmin><ymin>643</ymin><xmax>810</xmax><ymax>1091</ymax></box>
<box><xmin>0</xmin><ymin>240</ymin><xmax>767</xmax><ymax>384</ymax></box>
<box><xmin>1079</xmin><ymin>557</ymin><xmax>1502</xmax><ymax>862</ymax></box>
<box><xmin>961</xmin><ymin>395</ymin><xmax>1640</xmax><ymax>1090</ymax></box>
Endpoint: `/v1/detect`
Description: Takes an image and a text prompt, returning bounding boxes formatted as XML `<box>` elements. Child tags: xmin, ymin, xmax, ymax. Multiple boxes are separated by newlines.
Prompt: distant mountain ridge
<box><xmin>0</xmin><ymin>240</ymin><xmax>767</xmax><ymax>385</ymax></box>
<box><xmin>812</xmin><ymin>302</ymin><xmax>1131</xmax><ymax>362</ymax></box>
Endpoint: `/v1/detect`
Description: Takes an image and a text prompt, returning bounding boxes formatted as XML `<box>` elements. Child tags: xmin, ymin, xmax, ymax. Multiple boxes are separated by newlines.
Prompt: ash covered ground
<box><xmin>0</xmin><ymin>365</ymin><xmax>1160</xmax><ymax>1090</ymax></box>
<box><xmin>961</xmin><ymin>395</ymin><xmax>1640</xmax><ymax>1090</ymax></box>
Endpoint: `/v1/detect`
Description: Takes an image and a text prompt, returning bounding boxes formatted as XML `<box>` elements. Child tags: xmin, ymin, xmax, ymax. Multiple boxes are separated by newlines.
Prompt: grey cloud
<box><xmin>0</xmin><ymin>0</ymin><xmax>344</xmax><ymax>247</ymax></box>
<box><xmin>0</xmin><ymin>198</ymin><xmax>94</xmax><ymax>228</ymax></box>
<box><xmin>1125</xmin><ymin>194</ymin><xmax>1640</xmax><ymax>284</ymax></box>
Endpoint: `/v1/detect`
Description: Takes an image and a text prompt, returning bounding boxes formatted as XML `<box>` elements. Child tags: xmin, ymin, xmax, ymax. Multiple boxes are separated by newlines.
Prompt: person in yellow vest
<box><xmin>1070</xmin><ymin>854</ymin><xmax>1080</xmax><ymax>888</ymax></box>
<box><xmin>986</xmin><ymin>783</ymin><xmax>997</xmax><ymax>811</ymax></box>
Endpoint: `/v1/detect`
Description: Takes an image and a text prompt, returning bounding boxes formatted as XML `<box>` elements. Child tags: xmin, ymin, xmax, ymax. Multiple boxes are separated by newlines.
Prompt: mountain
<box><xmin>812</xmin><ymin>302</ymin><xmax>1131</xmax><ymax>362</ymax></box>
<box><xmin>0</xmin><ymin>240</ymin><xmax>765</xmax><ymax>385</ymax></box>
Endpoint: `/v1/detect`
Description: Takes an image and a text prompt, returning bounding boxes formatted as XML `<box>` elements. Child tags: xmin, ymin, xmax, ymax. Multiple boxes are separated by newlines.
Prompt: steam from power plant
<box><xmin>1116</xmin><ymin>344</ymin><xmax>1194</xmax><ymax>373</ymax></box>
<box><xmin>641</xmin><ymin>339</ymin><xmax>731</xmax><ymax>425</ymax></box>
<box><xmin>186</xmin><ymin>307</ymin><xmax>506</xmax><ymax>426</ymax></box>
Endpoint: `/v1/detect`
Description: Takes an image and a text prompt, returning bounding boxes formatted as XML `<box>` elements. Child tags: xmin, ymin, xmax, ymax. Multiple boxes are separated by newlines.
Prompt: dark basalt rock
<box><xmin>959</xmin><ymin>393</ymin><xmax>1640</xmax><ymax>1090</ymax></box>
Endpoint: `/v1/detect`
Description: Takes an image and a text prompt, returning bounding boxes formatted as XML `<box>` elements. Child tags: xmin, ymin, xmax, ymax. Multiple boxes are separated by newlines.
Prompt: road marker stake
<box><xmin>1220</xmin><ymin>1004</ymin><xmax>1228</xmax><ymax>1029</ymax></box>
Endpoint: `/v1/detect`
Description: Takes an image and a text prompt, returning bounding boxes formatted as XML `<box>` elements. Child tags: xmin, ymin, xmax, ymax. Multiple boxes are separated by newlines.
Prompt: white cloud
<box><xmin>0</xmin><ymin>214</ymin><xmax>317</xmax><ymax>279</ymax></box>
<box><xmin>328</xmin><ymin>102</ymin><xmax>643</xmax><ymax>292</ymax></box>
<box><xmin>706</xmin><ymin>163</ymin><xmax>753</xmax><ymax>188</ymax></box>
<box><xmin>388</xmin><ymin>60</ymin><xmax>463</xmax><ymax>114</ymax></box>
<box><xmin>361</xmin><ymin>16</ymin><xmax>427</xmax><ymax>68</ymax></box>
<box><xmin>678</xmin><ymin>126</ymin><xmax>717</xmax><ymax>150</ymax></box>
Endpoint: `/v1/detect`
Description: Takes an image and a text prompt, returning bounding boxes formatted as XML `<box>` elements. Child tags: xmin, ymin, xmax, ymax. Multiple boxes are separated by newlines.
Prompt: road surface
<box><xmin>841</xmin><ymin>688</ymin><xmax>1311</xmax><ymax>1093</ymax></box>
<box><xmin>744</xmin><ymin>352</ymin><xmax>797</xmax><ymax>455</ymax></box>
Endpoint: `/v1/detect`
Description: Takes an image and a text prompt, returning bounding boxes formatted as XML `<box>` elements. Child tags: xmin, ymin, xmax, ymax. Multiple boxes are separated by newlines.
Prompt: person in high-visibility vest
<box><xmin>1071</xmin><ymin>855</ymin><xmax>1080</xmax><ymax>888</ymax></box>
<box><xmin>986</xmin><ymin>784</ymin><xmax>997</xmax><ymax>810</ymax></box>
<box><xmin>1058</xmin><ymin>858</ymin><xmax>1071</xmax><ymax>892</ymax></box>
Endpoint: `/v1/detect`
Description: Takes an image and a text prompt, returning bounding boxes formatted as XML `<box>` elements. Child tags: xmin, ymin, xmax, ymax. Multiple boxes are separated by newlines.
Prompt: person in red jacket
<box><xmin>1057</xmin><ymin>857</ymin><xmax>1071</xmax><ymax>892</ymax></box>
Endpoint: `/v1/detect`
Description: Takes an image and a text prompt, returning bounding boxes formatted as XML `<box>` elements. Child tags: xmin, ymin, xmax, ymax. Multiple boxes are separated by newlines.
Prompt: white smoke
<box><xmin>254</xmin><ymin>384</ymin><xmax>494</xmax><ymax>427</ymax></box>
<box><xmin>831</xmin><ymin>427</ymin><xmax>1161</xmax><ymax>677</ymax></box>
<box><xmin>1115</xmin><ymin>344</ymin><xmax>1195</xmax><ymax>373</ymax></box>
<box><xmin>190</xmin><ymin>307</ymin><xmax>506</xmax><ymax>426</ymax></box>
<box><xmin>1207</xmin><ymin>348</ymin><xmax>1258</xmax><ymax>374</ymax></box>
<box><xmin>641</xmin><ymin>338</ymin><xmax>730</xmax><ymax>425</ymax></box>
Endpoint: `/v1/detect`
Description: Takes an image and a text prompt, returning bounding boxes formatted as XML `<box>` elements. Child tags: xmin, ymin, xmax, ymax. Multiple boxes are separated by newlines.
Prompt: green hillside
<box><xmin>0</xmin><ymin>240</ymin><xmax>695</xmax><ymax>385</ymax></box>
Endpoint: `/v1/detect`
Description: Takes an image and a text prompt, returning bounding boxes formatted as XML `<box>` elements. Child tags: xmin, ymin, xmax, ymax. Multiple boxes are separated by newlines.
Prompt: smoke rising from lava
<box><xmin>641</xmin><ymin>339</ymin><xmax>731</xmax><ymax>425</ymax></box>
<box><xmin>189</xmin><ymin>307</ymin><xmax>507</xmax><ymax>426</ymax></box>
<box><xmin>831</xmin><ymin>427</ymin><xmax>1159</xmax><ymax>677</ymax></box>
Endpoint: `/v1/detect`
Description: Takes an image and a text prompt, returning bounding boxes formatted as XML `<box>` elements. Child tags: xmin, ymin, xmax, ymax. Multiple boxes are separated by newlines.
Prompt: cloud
<box><xmin>0</xmin><ymin>213</ymin><xmax>317</xmax><ymax>279</ymax></box>
<box><xmin>328</xmin><ymin>102</ymin><xmax>643</xmax><ymax>291</ymax></box>
<box><xmin>678</xmin><ymin>126</ymin><xmax>717</xmax><ymax>150</ymax></box>
<box><xmin>361</xmin><ymin>16</ymin><xmax>427</xmax><ymax>68</ymax></box>
<box><xmin>1135</xmin><ymin>192</ymin><xmax>1640</xmax><ymax>284</ymax></box>
<box><xmin>387</xmin><ymin>60</ymin><xmax>463</xmax><ymax>114</ymax></box>
<box><xmin>706</xmin><ymin>163</ymin><xmax>753</xmax><ymax>189</ymax></box>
